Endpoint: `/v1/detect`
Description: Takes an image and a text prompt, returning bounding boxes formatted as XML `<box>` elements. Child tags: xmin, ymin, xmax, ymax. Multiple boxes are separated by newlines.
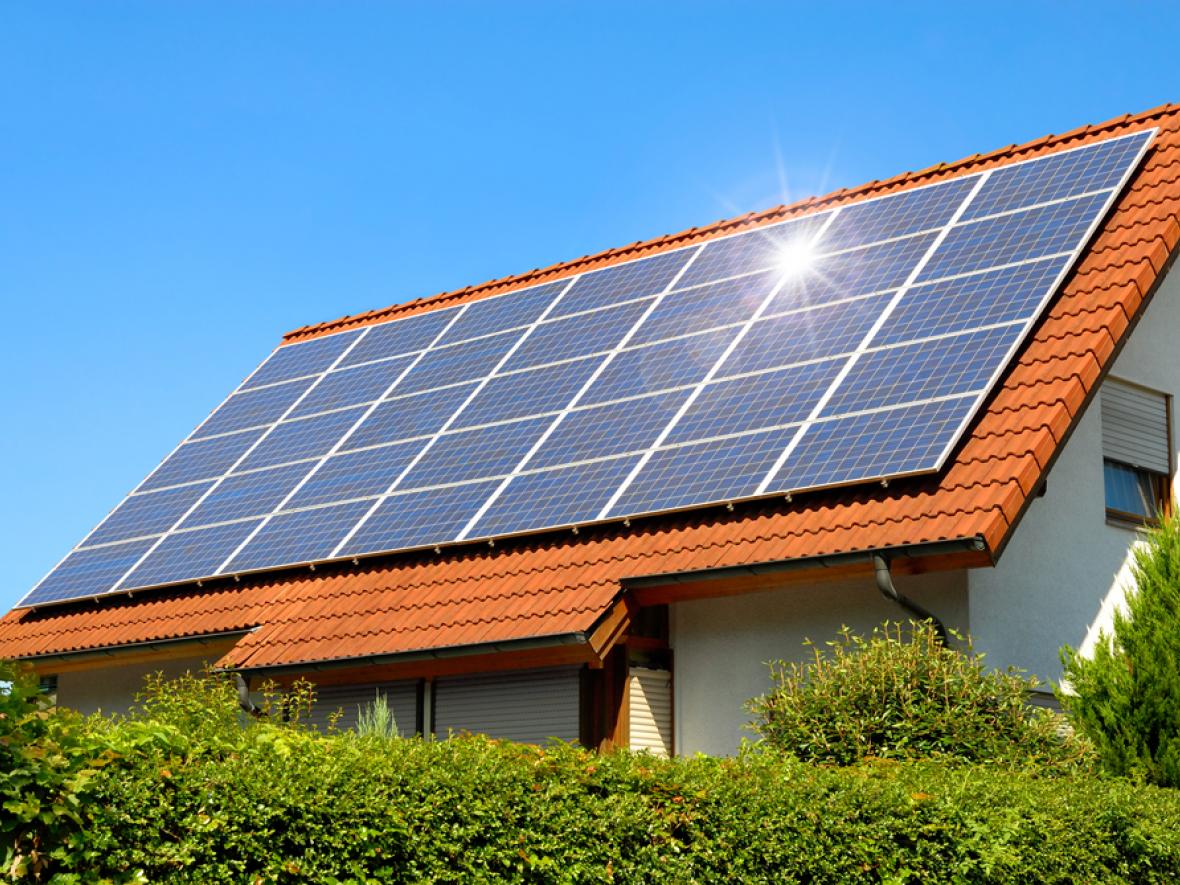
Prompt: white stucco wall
<box><xmin>969</xmin><ymin>269</ymin><xmax>1180</xmax><ymax>686</ymax></box>
<box><xmin>671</xmin><ymin>570</ymin><xmax>969</xmax><ymax>756</ymax></box>
<box><xmin>55</xmin><ymin>653</ymin><xmax>219</xmax><ymax>716</ymax></box>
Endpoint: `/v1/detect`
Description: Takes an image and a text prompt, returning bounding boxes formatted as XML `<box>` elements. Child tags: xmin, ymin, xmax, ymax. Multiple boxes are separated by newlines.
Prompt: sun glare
<box><xmin>775</xmin><ymin>240</ymin><xmax>815</xmax><ymax>278</ymax></box>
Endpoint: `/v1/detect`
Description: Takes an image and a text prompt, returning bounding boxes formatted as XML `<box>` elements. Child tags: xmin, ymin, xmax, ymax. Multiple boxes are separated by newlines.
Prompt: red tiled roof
<box><xmin>3</xmin><ymin>102</ymin><xmax>1179</xmax><ymax>672</ymax></box>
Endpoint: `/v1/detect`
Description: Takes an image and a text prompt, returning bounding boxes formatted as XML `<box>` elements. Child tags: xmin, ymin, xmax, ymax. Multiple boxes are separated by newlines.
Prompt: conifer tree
<box><xmin>1060</xmin><ymin>506</ymin><xmax>1180</xmax><ymax>786</ymax></box>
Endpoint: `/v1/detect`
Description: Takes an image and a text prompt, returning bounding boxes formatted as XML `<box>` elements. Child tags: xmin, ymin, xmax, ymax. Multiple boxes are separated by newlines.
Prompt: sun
<box><xmin>775</xmin><ymin>239</ymin><xmax>816</xmax><ymax>278</ymax></box>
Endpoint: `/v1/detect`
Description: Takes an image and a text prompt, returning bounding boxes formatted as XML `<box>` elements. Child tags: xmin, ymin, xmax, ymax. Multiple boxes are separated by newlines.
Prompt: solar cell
<box><xmin>528</xmin><ymin>390</ymin><xmax>690</xmax><ymax>470</ymax></box>
<box><xmin>962</xmin><ymin>130</ymin><xmax>1151</xmax><ymax>221</ymax></box>
<box><xmin>236</xmin><ymin>407</ymin><xmax>367</xmax><ymax>472</ymax></box>
<box><xmin>241</xmin><ymin>328</ymin><xmax>363</xmax><ymax>389</ymax></box>
<box><xmin>718</xmin><ymin>292</ymin><xmax>893</xmax><ymax>377</ymax></box>
<box><xmin>583</xmin><ymin>332</ymin><xmax>733</xmax><ymax>405</ymax></box>
<box><xmin>20</xmin><ymin>129</ymin><xmax>1153</xmax><ymax>608</ymax></box>
<box><xmin>339</xmin><ymin>480</ymin><xmax>502</xmax><ymax>555</ymax></box>
<box><xmin>876</xmin><ymin>256</ymin><xmax>1069</xmax><ymax>347</ymax></box>
<box><xmin>551</xmin><ymin>248</ymin><xmax>693</xmax><ymax>317</ymax></box>
<box><xmin>224</xmin><ymin>500</ymin><xmax>375</xmax><ymax>573</ymax></box>
<box><xmin>398</xmin><ymin>416</ymin><xmax>550</xmax><ymax>490</ymax></box>
<box><xmin>629</xmin><ymin>270</ymin><xmax>779</xmax><ymax>346</ymax></box>
<box><xmin>178</xmin><ymin>462</ymin><xmax>311</xmax><ymax>528</ymax></box>
<box><xmin>668</xmin><ymin>359</ymin><xmax>844</xmax><ymax>444</ymax></box>
<box><xmin>823</xmin><ymin>325</ymin><xmax>1017</xmax><ymax>416</ymax></box>
<box><xmin>140</xmin><ymin>428</ymin><xmax>265</xmax><ymax>492</ymax></box>
<box><xmin>675</xmin><ymin>213</ymin><xmax>831</xmax><ymax>289</ymax></box>
<box><xmin>452</xmin><ymin>356</ymin><xmax>600</xmax><ymax>429</ymax></box>
<box><xmin>821</xmin><ymin>175</ymin><xmax>981</xmax><ymax>250</ymax></box>
<box><xmin>289</xmin><ymin>356</ymin><xmax>415</xmax><ymax>419</ymax></box>
<box><xmin>83</xmin><ymin>482</ymin><xmax>213</xmax><ymax>547</ymax></box>
<box><xmin>337</xmin><ymin>309</ymin><xmax>455</xmax><ymax>368</ymax></box>
<box><xmin>396</xmin><ymin>328</ymin><xmax>519</xmax><ymax>395</ymax></box>
<box><xmin>471</xmin><ymin>455</ymin><xmax>643</xmax><ymax>538</ymax></box>
<box><xmin>918</xmin><ymin>191</ymin><xmax>1108</xmax><ymax>282</ymax></box>
<box><xmin>120</xmin><ymin>519</ymin><xmax>262</xmax><ymax>590</ymax></box>
<box><xmin>437</xmin><ymin>280</ymin><xmax>567</xmax><ymax>345</ymax></box>
<box><xmin>286</xmin><ymin>441</ymin><xmax>424</xmax><ymax>509</ymax></box>
<box><xmin>607</xmin><ymin>427</ymin><xmax>799</xmax><ymax>516</ymax></box>
<box><xmin>28</xmin><ymin>540</ymin><xmax>157</xmax><ymax>604</ymax></box>
<box><xmin>782</xmin><ymin>231</ymin><xmax>938</xmax><ymax>306</ymax></box>
<box><xmin>193</xmin><ymin>377</ymin><xmax>314</xmax><ymax>439</ymax></box>
<box><xmin>769</xmin><ymin>398</ymin><xmax>968</xmax><ymax>490</ymax></box>
<box><xmin>501</xmin><ymin>298</ymin><xmax>651</xmax><ymax>372</ymax></box>
<box><xmin>344</xmin><ymin>382</ymin><xmax>477</xmax><ymax>451</ymax></box>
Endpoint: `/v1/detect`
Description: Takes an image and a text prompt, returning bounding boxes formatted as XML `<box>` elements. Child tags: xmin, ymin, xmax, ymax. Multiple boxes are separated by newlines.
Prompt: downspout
<box><xmin>235</xmin><ymin>672</ymin><xmax>262</xmax><ymax>717</ymax></box>
<box><xmin>872</xmin><ymin>554</ymin><xmax>949</xmax><ymax>645</ymax></box>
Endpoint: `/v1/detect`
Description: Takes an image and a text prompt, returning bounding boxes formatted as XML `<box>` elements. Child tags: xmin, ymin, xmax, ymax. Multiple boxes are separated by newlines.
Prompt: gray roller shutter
<box><xmin>433</xmin><ymin>667</ymin><xmax>580</xmax><ymax>744</ymax></box>
<box><xmin>1101</xmin><ymin>379</ymin><xmax>1171</xmax><ymax>474</ymax></box>
<box><xmin>305</xmin><ymin>680</ymin><xmax>418</xmax><ymax>735</ymax></box>
<box><xmin>628</xmin><ymin>668</ymin><xmax>673</xmax><ymax>756</ymax></box>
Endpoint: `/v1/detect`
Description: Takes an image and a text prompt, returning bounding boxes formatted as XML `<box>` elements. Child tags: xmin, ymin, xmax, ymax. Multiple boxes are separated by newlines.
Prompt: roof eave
<box><xmin>222</xmin><ymin>630</ymin><xmax>594</xmax><ymax>680</ymax></box>
<box><xmin>13</xmin><ymin>629</ymin><xmax>253</xmax><ymax>673</ymax></box>
<box><xmin>624</xmin><ymin>536</ymin><xmax>990</xmax><ymax>606</ymax></box>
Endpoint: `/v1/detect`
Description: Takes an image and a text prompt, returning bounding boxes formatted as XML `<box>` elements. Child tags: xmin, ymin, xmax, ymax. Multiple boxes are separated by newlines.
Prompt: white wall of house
<box><xmin>969</xmin><ymin>270</ymin><xmax>1180</xmax><ymax>687</ymax></box>
<box><xmin>671</xmin><ymin>570</ymin><xmax>969</xmax><ymax>756</ymax></box>
<box><xmin>56</xmin><ymin>653</ymin><xmax>217</xmax><ymax>716</ymax></box>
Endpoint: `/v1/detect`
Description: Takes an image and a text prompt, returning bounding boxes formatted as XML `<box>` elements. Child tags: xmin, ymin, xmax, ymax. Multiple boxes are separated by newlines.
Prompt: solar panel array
<box><xmin>20</xmin><ymin>129</ymin><xmax>1154</xmax><ymax>608</ymax></box>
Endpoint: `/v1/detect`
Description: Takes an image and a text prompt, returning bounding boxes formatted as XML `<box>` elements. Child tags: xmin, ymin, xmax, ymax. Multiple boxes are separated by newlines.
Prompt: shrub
<box><xmin>748</xmin><ymin>620</ymin><xmax>1086</xmax><ymax>766</ymax></box>
<box><xmin>1061</xmin><ymin>506</ymin><xmax>1180</xmax><ymax>786</ymax></box>
<box><xmin>0</xmin><ymin>663</ymin><xmax>107</xmax><ymax>881</ymax></box>
<box><xmin>356</xmin><ymin>689</ymin><xmax>399</xmax><ymax>739</ymax></box>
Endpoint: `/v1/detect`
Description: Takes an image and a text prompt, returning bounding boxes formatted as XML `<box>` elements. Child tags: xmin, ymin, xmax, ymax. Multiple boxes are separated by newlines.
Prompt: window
<box><xmin>1101</xmin><ymin>379</ymin><xmax>1173</xmax><ymax>524</ymax></box>
<box><xmin>37</xmin><ymin>674</ymin><xmax>58</xmax><ymax>702</ymax></box>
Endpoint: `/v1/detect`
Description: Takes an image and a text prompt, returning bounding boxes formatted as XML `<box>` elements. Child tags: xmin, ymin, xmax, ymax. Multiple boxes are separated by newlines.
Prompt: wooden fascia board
<box><xmin>627</xmin><ymin>549</ymin><xmax>990</xmax><ymax>607</ymax></box>
<box><xmin>252</xmin><ymin>642</ymin><xmax>600</xmax><ymax>689</ymax></box>
<box><xmin>587</xmin><ymin>597</ymin><xmax>632</xmax><ymax>662</ymax></box>
<box><xmin>20</xmin><ymin>636</ymin><xmax>245</xmax><ymax>676</ymax></box>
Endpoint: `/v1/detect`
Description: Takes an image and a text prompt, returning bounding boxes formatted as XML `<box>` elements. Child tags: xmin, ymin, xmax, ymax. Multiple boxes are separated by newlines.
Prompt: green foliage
<box><xmin>1061</xmin><ymin>506</ymin><xmax>1180</xmax><ymax>786</ymax></box>
<box><xmin>3</xmin><ymin>666</ymin><xmax>1180</xmax><ymax>883</ymax></box>
<box><xmin>749</xmin><ymin>621</ymin><xmax>1086</xmax><ymax>767</ymax></box>
<box><xmin>0</xmin><ymin>663</ymin><xmax>109</xmax><ymax>882</ymax></box>
<box><xmin>355</xmin><ymin>689</ymin><xmax>398</xmax><ymax>739</ymax></box>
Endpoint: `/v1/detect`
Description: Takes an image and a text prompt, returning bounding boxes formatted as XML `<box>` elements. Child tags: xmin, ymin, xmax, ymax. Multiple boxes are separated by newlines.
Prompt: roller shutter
<box><xmin>628</xmin><ymin>667</ymin><xmax>673</xmax><ymax>756</ymax></box>
<box><xmin>305</xmin><ymin>680</ymin><xmax>418</xmax><ymax>735</ymax></box>
<box><xmin>433</xmin><ymin>666</ymin><xmax>580</xmax><ymax>744</ymax></box>
<box><xmin>1101</xmin><ymin>380</ymin><xmax>1171</xmax><ymax>474</ymax></box>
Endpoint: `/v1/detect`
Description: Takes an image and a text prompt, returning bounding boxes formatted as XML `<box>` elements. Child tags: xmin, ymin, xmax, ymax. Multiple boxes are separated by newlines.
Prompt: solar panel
<box><xmin>194</xmin><ymin>377</ymin><xmax>314</xmax><ymax>438</ymax></box>
<box><xmin>223</xmin><ymin>499</ymin><xmax>375</xmax><ymax>573</ymax></box>
<box><xmin>527</xmin><ymin>391</ymin><xmax>689</xmax><ymax>470</ymax></box>
<box><xmin>19</xmin><ymin>128</ymin><xmax>1154</xmax><ymax>608</ymax></box>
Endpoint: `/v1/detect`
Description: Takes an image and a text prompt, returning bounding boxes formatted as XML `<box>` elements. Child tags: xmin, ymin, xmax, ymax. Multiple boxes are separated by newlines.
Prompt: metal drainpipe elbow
<box><xmin>872</xmin><ymin>554</ymin><xmax>949</xmax><ymax>645</ymax></box>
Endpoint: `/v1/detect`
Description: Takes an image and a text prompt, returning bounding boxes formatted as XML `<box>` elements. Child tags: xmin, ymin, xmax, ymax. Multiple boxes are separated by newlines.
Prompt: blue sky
<box><xmin>2</xmin><ymin>2</ymin><xmax>1177</xmax><ymax>612</ymax></box>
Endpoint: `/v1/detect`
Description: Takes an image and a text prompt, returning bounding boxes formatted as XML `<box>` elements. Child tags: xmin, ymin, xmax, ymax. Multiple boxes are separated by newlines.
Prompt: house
<box><xmin>2</xmin><ymin>103</ymin><xmax>1178</xmax><ymax>757</ymax></box>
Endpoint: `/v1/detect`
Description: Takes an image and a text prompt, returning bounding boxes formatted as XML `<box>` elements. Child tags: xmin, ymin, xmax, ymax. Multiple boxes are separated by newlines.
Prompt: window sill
<box><xmin>1105</xmin><ymin>511</ymin><xmax>1158</xmax><ymax>534</ymax></box>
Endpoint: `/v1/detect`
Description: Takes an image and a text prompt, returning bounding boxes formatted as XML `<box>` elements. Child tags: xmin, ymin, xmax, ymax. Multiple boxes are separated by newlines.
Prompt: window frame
<box><xmin>1101</xmin><ymin>378</ymin><xmax>1174</xmax><ymax>529</ymax></box>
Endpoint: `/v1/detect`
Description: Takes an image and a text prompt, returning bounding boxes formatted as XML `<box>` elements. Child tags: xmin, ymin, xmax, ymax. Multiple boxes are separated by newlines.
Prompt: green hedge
<box><xmin>64</xmin><ymin>732</ymin><xmax>1180</xmax><ymax>884</ymax></box>
<box><xmin>5</xmin><ymin>669</ymin><xmax>1180</xmax><ymax>883</ymax></box>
